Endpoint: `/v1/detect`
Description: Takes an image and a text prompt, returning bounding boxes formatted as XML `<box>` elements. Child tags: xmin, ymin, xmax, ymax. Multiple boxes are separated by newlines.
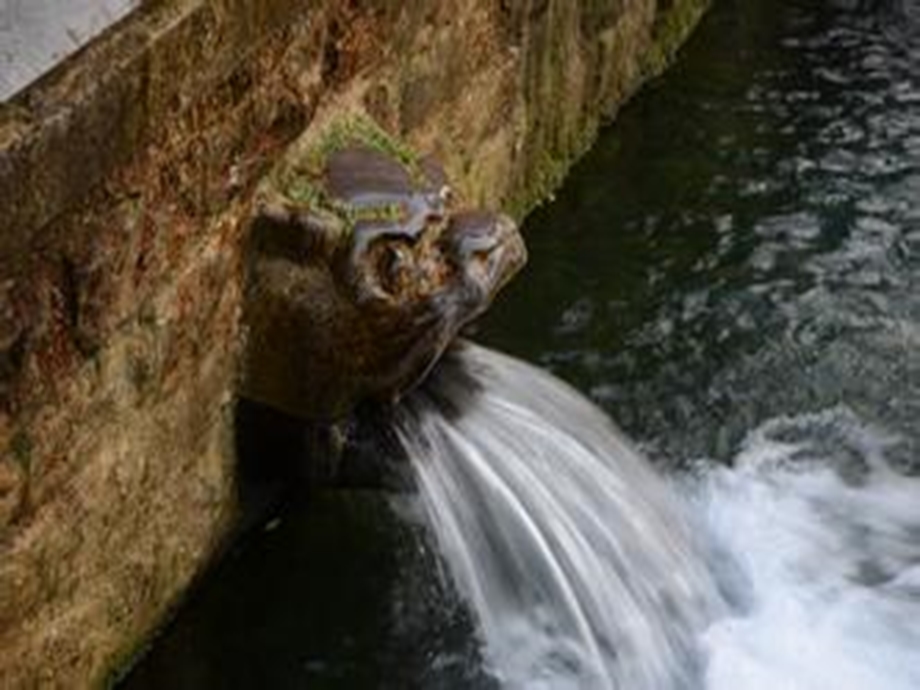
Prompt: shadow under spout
<box><xmin>234</xmin><ymin>397</ymin><xmax>412</xmax><ymax>498</ymax></box>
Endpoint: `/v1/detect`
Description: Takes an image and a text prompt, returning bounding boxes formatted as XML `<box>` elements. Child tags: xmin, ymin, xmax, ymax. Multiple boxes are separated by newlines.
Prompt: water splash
<box><xmin>397</xmin><ymin>345</ymin><xmax>920</xmax><ymax>690</ymax></box>
<box><xmin>694</xmin><ymin>407</ymin><xmax>920</xmax><ymax>690</ymax></box>
<box><xmin>395</xmin><ymin>342</ymin><xmax>723</xmax><ymax>690</ymax></box>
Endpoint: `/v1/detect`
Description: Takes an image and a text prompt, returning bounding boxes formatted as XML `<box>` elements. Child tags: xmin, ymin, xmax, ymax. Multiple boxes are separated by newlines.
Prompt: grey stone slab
<box><xmin>0</xmin><ymin>0</ymin><xmax>140</xmax><ymax>101</ymax></box>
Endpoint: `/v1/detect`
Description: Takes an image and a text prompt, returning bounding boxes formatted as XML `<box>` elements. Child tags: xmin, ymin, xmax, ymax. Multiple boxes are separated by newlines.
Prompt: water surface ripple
<box><xmin>483</xmin><ymin>0</ymin><xmax>919</xmax><ymax>468</ymax></box>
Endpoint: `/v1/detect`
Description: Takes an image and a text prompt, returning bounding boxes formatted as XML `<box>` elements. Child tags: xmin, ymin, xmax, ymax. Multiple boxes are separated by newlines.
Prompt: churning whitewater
<box><xmin>695</xmin><ymin>407</ymin><xmax>920</xmax><ymax>690</ymax></box>
<box><xmin>396</xmin><ymin>343</ymin><xmax>920</xmax><ymax>690</ymax></box>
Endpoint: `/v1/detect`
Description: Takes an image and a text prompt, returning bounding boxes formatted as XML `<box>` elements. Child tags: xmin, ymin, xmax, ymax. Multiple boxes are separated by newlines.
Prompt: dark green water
<box><xmin>122</xmin><ymin>0</ymin><xmax>919</xmax><ymax>687</ymax></box>
<box><xmin>480</xmin><ymin>0</ymin><xmax>917</xmax><ymax>467</ymax></box>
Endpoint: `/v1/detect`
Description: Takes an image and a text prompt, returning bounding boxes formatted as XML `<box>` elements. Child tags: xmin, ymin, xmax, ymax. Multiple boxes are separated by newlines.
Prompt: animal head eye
<box><xmin>378</xmin><ymin>243</ymin><xmax>412</xmax><ymax>294</ymax></box>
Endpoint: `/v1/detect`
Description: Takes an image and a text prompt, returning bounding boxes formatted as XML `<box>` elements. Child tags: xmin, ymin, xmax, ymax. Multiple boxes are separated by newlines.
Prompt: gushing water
<box><xmin>395</xmin><ymin>342</ymin><xmax>724</xmax><ymax>690</ymax></box>
<box><xmin>397</xmin><ymin>344</ymin><xmax>920</xmax><ymax>689</ymax></box>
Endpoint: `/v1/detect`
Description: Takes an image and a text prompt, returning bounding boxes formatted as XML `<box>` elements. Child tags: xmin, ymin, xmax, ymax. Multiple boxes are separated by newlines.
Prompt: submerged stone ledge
<box><xmin>0</xmin><ymin>0</ymin><xmax>708</xmax><ymax>686</ymax></box>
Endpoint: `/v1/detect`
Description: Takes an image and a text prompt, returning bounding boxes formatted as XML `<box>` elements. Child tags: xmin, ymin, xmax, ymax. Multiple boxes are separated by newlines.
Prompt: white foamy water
<box><xmin>398</xmin><ymin>344</ymin><xmax>920</xmax><ymax>690</ymax></box>
<box><xmin>694</xmin><ymin>407</ymin><xmax>920</xmax><ymax>690</ymax></box>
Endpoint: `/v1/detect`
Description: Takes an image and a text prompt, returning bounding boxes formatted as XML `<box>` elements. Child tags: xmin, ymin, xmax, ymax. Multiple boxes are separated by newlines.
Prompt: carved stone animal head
<box><xmin>241</xmin><ymin>144</ymin><xmax>526</xmax><ymax>422</ymax></box>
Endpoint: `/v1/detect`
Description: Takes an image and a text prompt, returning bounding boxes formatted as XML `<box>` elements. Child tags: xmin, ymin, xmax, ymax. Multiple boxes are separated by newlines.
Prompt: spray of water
<box><xmin>396</xmin><ymin>343</ymin><xmax>920</xmax><ymax>689</ymax></box>
<box><xmin>395</xmin><ymin>342</ymin><xmax>723</xmax><ymax>690</ymax></box>
<box><xmin>694</xmin><ymin>407</ymin><xmax>920</xmax><ymax>690</ymax></box>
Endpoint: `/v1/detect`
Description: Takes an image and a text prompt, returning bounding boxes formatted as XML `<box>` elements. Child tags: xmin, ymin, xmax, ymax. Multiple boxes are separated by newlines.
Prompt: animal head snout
<box><xmin>444</xmin><ymin>211</ymin><xmax>527</xmax><ymax>296</ymax></box>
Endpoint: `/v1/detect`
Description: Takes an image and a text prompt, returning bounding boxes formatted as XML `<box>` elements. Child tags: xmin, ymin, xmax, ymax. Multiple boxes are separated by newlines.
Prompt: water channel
<box><xmin>123</xmin><ymin>0</ymin><xmax>920</xmax><ymax>687</ymax></box>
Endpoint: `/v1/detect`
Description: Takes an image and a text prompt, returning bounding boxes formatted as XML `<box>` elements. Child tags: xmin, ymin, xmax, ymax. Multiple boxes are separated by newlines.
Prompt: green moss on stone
<box><xmin>267</xmin><ymin>115</ymin><xmax>421</xmax><ymax>233</ymax></box>
<box><xmin>315</xmin><ymin>116</ymin><xmax>419</xmax><ymax>172</ymax></box>
<box><xmin>508</xmin><ymin>149</ymin><xmax>569</xmax><ymax>219</ymax></box>
<box><xmin>284</xmin><ymin>175</ymin><xmax>323</xmax><ymax>208</ymax></box>
<box><xmin>643</xmin><ymin>0</ymin><xmax>711</xmax><ymax>77</ymax></box>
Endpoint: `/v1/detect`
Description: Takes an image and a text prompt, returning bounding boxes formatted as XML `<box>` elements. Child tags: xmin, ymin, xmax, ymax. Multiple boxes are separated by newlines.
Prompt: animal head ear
<box><xmin>250</xmin><ymin>195</ymin><xmax>347</xmax><ymax>264</ymax></box>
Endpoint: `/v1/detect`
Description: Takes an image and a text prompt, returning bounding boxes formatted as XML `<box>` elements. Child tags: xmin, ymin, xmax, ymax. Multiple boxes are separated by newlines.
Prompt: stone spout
<box><xmin>240</xmin><ymin>123</ymin><xmax>527</xmax><ymax>425</ymax></box>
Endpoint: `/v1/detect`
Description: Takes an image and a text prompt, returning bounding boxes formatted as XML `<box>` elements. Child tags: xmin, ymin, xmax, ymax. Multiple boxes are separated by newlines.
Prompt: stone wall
<box><xmin>0</xmin><ymin>0</ymin><xmax>708</xmax><ymax>686</ymax></box>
